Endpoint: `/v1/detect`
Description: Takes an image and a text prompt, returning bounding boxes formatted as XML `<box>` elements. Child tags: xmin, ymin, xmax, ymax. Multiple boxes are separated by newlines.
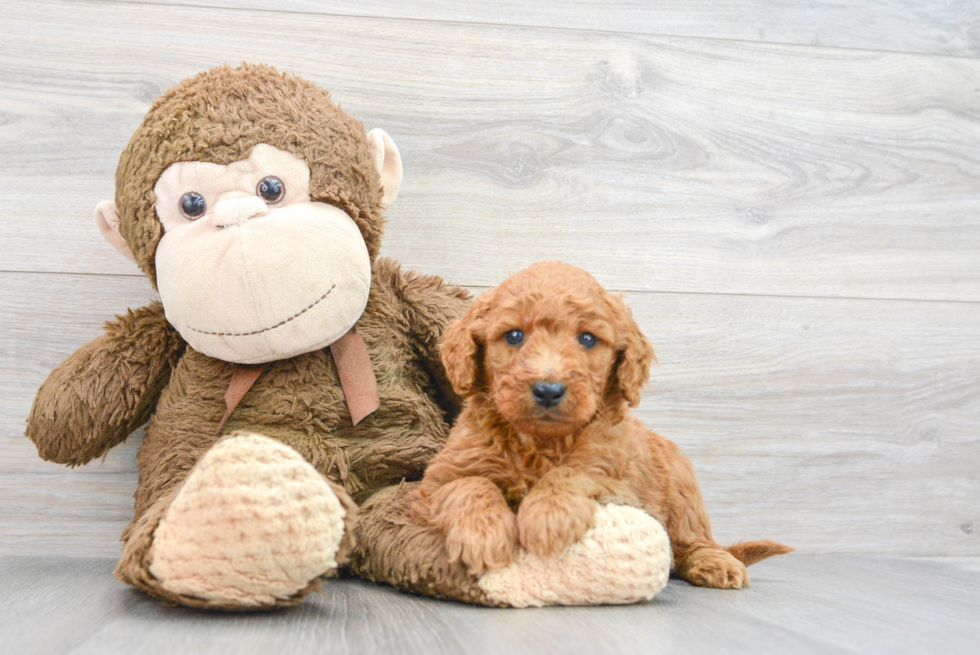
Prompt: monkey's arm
<box><xmin>382</xmin><ymin>259</ymin><xmax>472</xmax><ymax>411</ymax></box>
<box><xmin>26</xmin><ymin>301</ymin><xmax>185</xmax><ymax>466</ymax></box>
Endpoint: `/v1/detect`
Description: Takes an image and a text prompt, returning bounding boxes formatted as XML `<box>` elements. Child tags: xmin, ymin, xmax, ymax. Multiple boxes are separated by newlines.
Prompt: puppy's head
<box><xmin>441</xmin><ymin>261</ymin><xmax>655</xmax><ymax>438</ymax></box>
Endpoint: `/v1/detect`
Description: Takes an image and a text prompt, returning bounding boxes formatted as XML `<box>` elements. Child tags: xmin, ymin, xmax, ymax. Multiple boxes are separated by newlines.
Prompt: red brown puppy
<box><xmin>416</xmin><ymin>261</ymin><xmax>792</xmax><ymax>588</ymax></box>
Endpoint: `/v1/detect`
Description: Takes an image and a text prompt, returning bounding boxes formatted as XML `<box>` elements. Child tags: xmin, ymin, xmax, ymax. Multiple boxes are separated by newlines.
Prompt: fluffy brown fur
<box><xmin>26</xmin><ymin>65</ymin><xmax>471</xmax><ymax>609</ymax></box>
<box><xmin>415</xmin><ymin>261</ymin><xmax>792</xmax><ymax>588</ymax></box>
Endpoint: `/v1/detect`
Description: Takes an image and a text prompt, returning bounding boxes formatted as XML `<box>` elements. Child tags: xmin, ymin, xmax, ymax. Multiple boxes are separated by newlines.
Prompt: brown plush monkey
<box><xmin>27</xmin><ymin>64</ymin><xmax>670</xmax><ymax>609</ymax></box>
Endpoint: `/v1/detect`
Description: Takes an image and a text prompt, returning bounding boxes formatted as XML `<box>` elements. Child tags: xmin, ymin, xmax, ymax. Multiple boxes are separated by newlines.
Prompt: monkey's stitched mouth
<box><xmin>183</xmin><ymin>284</ymin><xmax>336</xmax><ymax>337</ymax></box>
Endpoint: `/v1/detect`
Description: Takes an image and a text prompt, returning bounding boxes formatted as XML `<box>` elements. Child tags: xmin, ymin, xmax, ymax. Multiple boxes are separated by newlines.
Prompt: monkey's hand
<box><xmin>26</xmin><ymin>301</ymin><xmax>184</xmax><ymax>466</ymax></box>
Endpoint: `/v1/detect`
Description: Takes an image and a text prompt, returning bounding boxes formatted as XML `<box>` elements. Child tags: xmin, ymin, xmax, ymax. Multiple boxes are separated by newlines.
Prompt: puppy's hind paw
<box><xmin>681</xmin><ymin>548</ymin><xmax>750</xmax><ymax>589</ymax></box>
<box><xmin>478</xmin><ymin>504</ymin><xmax>671</xmax><ymax>607</ymax></box>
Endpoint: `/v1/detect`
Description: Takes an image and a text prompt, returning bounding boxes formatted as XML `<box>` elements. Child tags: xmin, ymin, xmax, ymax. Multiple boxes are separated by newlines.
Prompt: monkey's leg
<box><xmin>349</xmin><ymin>483</ymin><xmax>671</xmax><ymax>607</ymax></box>
<box><xmin>115</xmin><ymin>431</ymin><xmax>355</xmax><ymax>610</ymax></box>
<box><xmin>348</xmin><ymin>481</ymin><xmax>498</xmax><ymax>605</ymax></box>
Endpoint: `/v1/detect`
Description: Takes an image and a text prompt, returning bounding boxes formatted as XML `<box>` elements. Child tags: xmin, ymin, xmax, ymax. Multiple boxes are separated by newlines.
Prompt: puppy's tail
<box><xmin>725</xmin><ymin>540</ymin><xmax>794</xmax><ymax>566</ymax></box>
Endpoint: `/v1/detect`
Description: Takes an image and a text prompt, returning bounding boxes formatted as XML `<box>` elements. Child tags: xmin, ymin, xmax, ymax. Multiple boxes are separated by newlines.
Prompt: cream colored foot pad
<box><xmin>478</xmin><ymin>504</ymin><xmax>671</xmax><ymax>607</ymax></box>
<box><xmin>150</xmin><ymin>433</ymin><xmax>346</xmax><ymax>606</ymax></box>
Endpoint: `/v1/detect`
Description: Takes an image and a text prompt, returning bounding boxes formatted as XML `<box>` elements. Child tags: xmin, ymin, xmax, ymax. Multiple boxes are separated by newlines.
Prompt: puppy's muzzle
<box><xmin>532</xmin><ymin>381</ymin><xmax>566</xmax><ymax>408</ymax></box>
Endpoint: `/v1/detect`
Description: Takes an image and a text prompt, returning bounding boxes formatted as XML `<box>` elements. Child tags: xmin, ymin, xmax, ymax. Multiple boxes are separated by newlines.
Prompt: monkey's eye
<box><xmin>257</xmin><ymin>176</ymin><xmax>285</xmax><ymax>204</ymax></box>
<box><xmin>504</xmin><ymin>329</ymin><xmax>524</xmax><ymax>346</ymax></box>
<box><xmin>578</xmin><ymin>332</ymin><xmax>598</xmax><ymax>349</ymax></box>
<box><xmin>179</xmin><ymin>192</ymin><xmax>207</xmax><ymax>220</ymax></box>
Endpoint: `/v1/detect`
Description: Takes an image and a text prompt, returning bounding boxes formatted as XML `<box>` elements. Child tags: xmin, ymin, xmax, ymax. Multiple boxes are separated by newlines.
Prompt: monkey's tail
<box><xmin>725</xmin><ymin>540</ymin><xmax>794</xmax><ymax>566</ymax></box>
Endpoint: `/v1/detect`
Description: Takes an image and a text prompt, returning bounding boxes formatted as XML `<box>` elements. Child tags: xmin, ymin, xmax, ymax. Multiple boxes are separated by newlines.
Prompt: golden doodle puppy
<box><xmin>416</xmin><ymin>261</ymin><xmax>791</xmax><ymax>589</ymax></box>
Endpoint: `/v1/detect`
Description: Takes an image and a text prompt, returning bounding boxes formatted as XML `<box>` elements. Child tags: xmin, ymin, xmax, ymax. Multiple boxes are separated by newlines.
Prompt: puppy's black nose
<box><xmin>532</xmin><ymin>381</ymin><xmax>566</xmax><ymax>408</ymax></box>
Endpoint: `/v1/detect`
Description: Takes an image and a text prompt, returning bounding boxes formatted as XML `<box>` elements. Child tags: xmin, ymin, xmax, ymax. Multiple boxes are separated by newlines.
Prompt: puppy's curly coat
<box><xmin>416</xmin><ymin>261</ymin><xmax>791</xmax><ymax>589</ymax></box>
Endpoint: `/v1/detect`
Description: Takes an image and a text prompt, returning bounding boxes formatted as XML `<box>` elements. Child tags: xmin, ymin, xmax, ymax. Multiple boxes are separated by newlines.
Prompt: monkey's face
<box><xmin>152</xmin><ymin>144</ymin><xmax>371</xmax><ymax>364</ymax></box>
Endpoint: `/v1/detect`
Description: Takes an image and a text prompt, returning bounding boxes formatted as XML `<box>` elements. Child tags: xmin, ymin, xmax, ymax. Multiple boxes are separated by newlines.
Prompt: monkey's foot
<box><xmin>148</xmin><ymin>432</ymin><xmax>346</xmax><ymax>608</ymax></box>
<box><xmin>477</xmin><ymin>504</ymin><xmax>671</xmax><ymax>607</ymax></box>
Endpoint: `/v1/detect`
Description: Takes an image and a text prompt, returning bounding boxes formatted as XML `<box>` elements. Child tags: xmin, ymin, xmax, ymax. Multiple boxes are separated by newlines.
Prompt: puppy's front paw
<box><xmin>517</xmin><ymin>493</ymin><xmax>597</xmax><ymax>557</ymax></box>
<box><xmin>444</xmin><ymin>506</ymin><xmax>519</xmax><ymax>575</ymax></box>
<box><xmin>681</xmin><ymin>548</ymin><xmax>750</xmax><ymax>589</ymax></box>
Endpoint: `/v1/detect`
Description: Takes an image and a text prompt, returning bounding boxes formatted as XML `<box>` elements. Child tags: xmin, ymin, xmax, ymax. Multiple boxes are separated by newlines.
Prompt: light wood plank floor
<box><xmin>2</xmin><ymin>556</ymin><xmax>978</xmax><ymax>655</ymax></box>
<box><xmin>1</xmin><ymin>1</ymin><xmax>979</xmax><ymax>652</ymax></box>
<box><xmin>2</xmin><ymin>0</ymin><xmax>978</xmax><ymax>561</ymax></box>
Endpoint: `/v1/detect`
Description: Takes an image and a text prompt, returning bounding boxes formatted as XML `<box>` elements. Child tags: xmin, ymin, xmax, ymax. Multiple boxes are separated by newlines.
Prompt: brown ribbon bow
<box><xmin>216</xmin><ymin>327</ymin><xmax>380</xmax><ymax>434</ymax></box>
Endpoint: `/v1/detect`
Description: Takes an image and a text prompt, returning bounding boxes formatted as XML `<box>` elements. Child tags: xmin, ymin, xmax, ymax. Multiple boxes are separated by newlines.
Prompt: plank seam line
<box><xmin>3</xmin><ymin>269</ymin><xmax>979</xmax><ymax>306</ymax></box>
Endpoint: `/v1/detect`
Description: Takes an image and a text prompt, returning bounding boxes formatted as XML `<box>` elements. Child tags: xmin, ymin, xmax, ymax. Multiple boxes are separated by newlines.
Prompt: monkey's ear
<box><xmin>366</xmin><ymin>128</ymin><xmax>402</xmax><ymax>208</ymax></box>
<box><xmin>94</xmin><ymin>200</ymin><xmax>136</xmax><ymax>262</ymax></box>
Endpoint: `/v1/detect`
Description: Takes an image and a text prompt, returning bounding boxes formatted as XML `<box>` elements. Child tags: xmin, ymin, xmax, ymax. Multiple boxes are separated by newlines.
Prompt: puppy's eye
<box><xmin>257</xmin><ymin>176</ymin><xmax>285</xmax><ymax>204</ymax></box>
<box><xmin>578</xmin><ymin>332</ymin><xmax>598</xmax><ymax>349</ymax></box>
<box><xmin>179</xmin><ymin>192</ymin><xmax>207</xmax><ymax>220</ymax></box>
<box><xmin>504</xmin><ymin>329</ymin><xmax>524</xmax><ymax>346</ymax></box>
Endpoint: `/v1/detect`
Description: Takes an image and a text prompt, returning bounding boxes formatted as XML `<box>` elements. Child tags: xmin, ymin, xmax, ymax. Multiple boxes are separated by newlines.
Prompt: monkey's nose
<box><xmin>532</xmin><ymin>381</ymin><xmax>566</xmax><ymax>408</ymax></box>
<box><xmin>211</xmin><ymin>196</ymin><xmax>269</xmax><ymax>227</ymax></box>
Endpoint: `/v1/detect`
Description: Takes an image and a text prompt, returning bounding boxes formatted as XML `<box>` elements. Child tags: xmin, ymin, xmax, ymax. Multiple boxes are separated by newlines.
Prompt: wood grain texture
<box><xmin>1</xmin><ymin>0</ymin><xmax>978</xmax><ymax>569</ymax></box>
<box><xmin>100</xmin><ymin>0</ymin><xmax>980</xmax><ymax>58</ymax></box>
<box><xmin>2</xmin><ymin>556</ymin><xmax>979</xmax><ymax>655</ymax></box>
<box><xmin>3</xmin><ymin>272</ymin><xmax>977</xmax><ymax>557</ymax></box>
<box><xmin>0</xmin><ymin>558</ymin><xmax>140</xmax><ymax>655</ymax></box>
<box><xmin>2</xmin><ymin>1</ymin><xmax>980</xmax><ymax>301</ymax></box>
<box><xmin>922</xmin><ymin>556</ymin><xmax>980</xmax><ymax>572</ymax></box>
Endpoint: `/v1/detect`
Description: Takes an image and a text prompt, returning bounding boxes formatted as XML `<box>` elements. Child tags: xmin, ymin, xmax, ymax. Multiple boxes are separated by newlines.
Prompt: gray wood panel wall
<box><xmin>1</xmin><ymin>0</ymin><xmax>978</xmax><ymax>558</ymax></box>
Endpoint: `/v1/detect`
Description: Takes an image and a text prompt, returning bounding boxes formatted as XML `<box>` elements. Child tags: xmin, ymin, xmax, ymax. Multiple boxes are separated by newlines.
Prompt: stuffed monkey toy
<box><xmin>26</xmin><ymin>64</ymin><xmax>670</xmax><ymax>609</ymax></box>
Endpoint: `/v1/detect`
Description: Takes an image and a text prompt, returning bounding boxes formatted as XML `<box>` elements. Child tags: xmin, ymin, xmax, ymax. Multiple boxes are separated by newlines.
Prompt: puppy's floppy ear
<box><xmin>612</xmin><ymin>295</ymin><xmax>656</xmax><ymax>407</ymax></box>
<box><xmin>440</xmin><ymin>290</ymin><xmax>494</xmax><ymax>396</ymax></box>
